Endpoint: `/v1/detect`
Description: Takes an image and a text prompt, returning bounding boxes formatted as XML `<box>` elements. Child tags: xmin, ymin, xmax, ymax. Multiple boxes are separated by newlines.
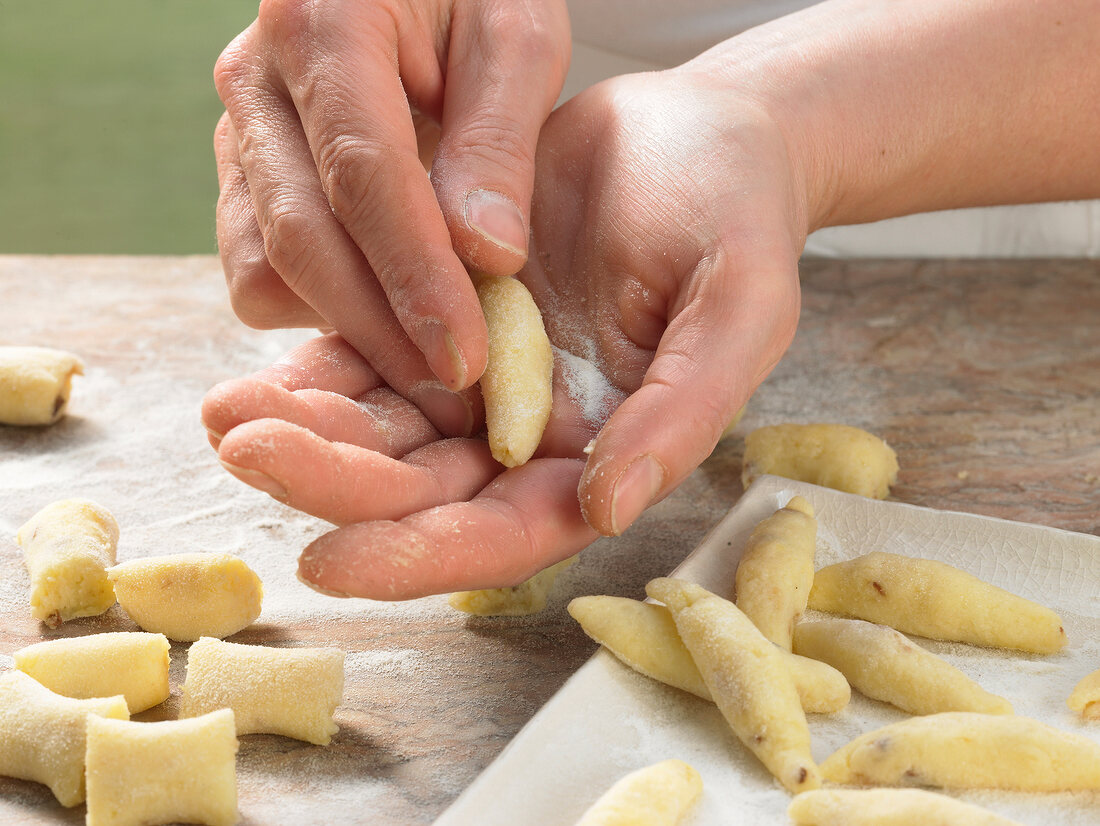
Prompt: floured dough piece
<box><xmin>17</xmin><ymin>498</ymin><xmax>119</xmax><ymax>627</ymax></box>
<box><xmin>808</xmin><ymin>551</ymin><xmax>1067</xmax><ymax>653</ymax></box>
<box><xmin>568</xmin><ymin>595</ymin><xmax>849</xmax><ymax>714</ymax></box>
<box><xmin>788</xmin><ymin>788</ymin><xmax>1024</xmax><ymax>825</ymax></box>
<box><xmin>0</xmin><ymin>670</ymin><xmax>129</xmax><ymax>807</ymax></box>
<box><xmin>0</xmin><ymin>345</ymin><xmax>84</xmax><ymax>425</ymax></box>
<box><xmin>475</xmin><ymin>274</ymin><xmax>553</xmax><ymax>467</ymax></box>
<box><xmin>108</xmin><ymin>553</ymin><xmax>263</xmax><ymax>641</ymax></box>
<box><xmin>1067</xmin><ymin>668</ymin><xmax>1100</xmax><ymax>719</ymax></box>
<box><xmin>14</xmin><ymin>631</ymin><xmax>170</xmax><ymax>713</ymax></box>
<box><xmin>180</xmin><ymin>637</ymin><xmax>345</xmax><ymax>745</ymax></box>
<box><xmin>573</xmin><ymin>759</ymin><xmax>702</xmax><ymax>826</ymax></box>
<box><xmin>742</xmin><ymin>423</ymin><xmax>898</xmax><ymax>498</ymax></box>
<box><xmin>450</xmin><ymin>556</ymin><xmax>576</xmax><ymax>616</ymax></box>
<box><xmin>821</xmin><ymin>712</ymin><xmax>1100</xmax><ymax>790</ymax></box>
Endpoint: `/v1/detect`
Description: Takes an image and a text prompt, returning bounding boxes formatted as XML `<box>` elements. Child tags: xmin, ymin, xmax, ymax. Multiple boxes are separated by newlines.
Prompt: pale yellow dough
<box><xmin>16</xmin><ymin>498</ymin><xmax>119</xmax><ymax>627</ymax></box>
<box><xmin>1067</xmin><ymin>668</ymin><xmax>1100</xmax><ymax>719</ymax></box>
<box><xmin>741</xmin><ymin>423</ymin><xmax>898</xmax><ymax>498</ymax></box>
<box><xmin>180</xmin><ymin>637</ymin><xmax>345</xmax><ymax>745</ymax></box>
<box><xmin>808</xmin><ymin>551</ymin><xmax>1067</xmax><ymax>653</ymax></box>
<box><xmin>14</xmin><ymin>631</ymin><xmax>170</xmax><ymax>713</ymax></box>
<box><xmin>788</xmin><ymin>788</ymin><xmax>1024</xmax><ymax>825</ymax></box>
<box><xmin>573</xmin><ymin>759</ymin><xmax>702</xmax><ymax>826</ymax></box>
<box><xmin>85</xmin><ymin>709</ymin><xmax>239</xmax><ymax>826</ymax></box>
<box><xmin>0</xmin><ymin>670</ymin><xmax>128</xmax><ymax>807</ymax></box>
<box><xmin>449</xmin><ymin>555</ymin><xmax>576</xmax><ymax>616</ymax></box>
<box><xmin>107</xmin><ymin>552</ymin><xmax>263</xmax><ymax>641</ymax></box>
<box><xmin>475</xmin><ymin>274</ymin><xmax>553</xmax><ymax>467</ymax></box>
<box><xmin>0</xmin><ymin>345</ymin><xmax>84</xmax><ymax>425</ymax></box>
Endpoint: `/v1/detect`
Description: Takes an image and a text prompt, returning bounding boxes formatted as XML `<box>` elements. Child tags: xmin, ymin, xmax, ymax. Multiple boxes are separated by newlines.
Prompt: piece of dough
<box><xmin>567</xmin><ymin>595</ymin><xmax>849</xmax><ymax>714</ymax></box>
<box><xmin>734</xmin><ymin>495</ymin><xmax>817</xmax><ymax>649</ymax></box>
<box><xmin>85</xmin><ymin>709</ymin><xmax>239</xmax><ymax>826</ymax></box>
<box><xmin>646</xmin><ymin>577</ymin><xmax>821</xmax><ymax>793</ymax></box>
<box><xmin>1067</xmin><ymin>668</ymin><xmax>1100</xmax><ymax>719</ymax></box>
<box><xmin>741</xmin><ymin>423</ymin><xmax>898</xmax><ymax>499</ymax></box>
<box><xmin>788</xmin><ymin>788</ymin><xmax>1024</xmax><ymax>825</ymax></box>
<box><xmin>792</xmin><ymin>618</ymin><xmax>1011</xmax><ymax>715</ymax></box>
<box><xmin>0</xmin><ymin>345</ymin><xmax>84</xmax><ymax>425</ymax></box>
<box><xmin>0</xmin><ymin>670</ymin><xmax>128</xmax><ymax>807</ymax></box>
<box><xmin>107</xmin><ymin>552</ymin><xmax>263</xmax><ymax>641</ymax></box>
<box><xmin>449</xmin><ymin>555</ymin><xmax>576</xmax><ymax>616</ymax></box>
<box><xmin>807</xmin><ymin>551</ymin><xmax>1067</xmax><ymax>653</ymax></box>
<box><xmin>180</xmin><ymin>637</ymin><xmax>345</xmax><ymax>745</ymax></box>
<box><xmin>14</xmin><ymin>631</ymin><xmax>170</xmax><ymax>713</ymax></box>
<box><xmin>573</xmin><ymin>759</ymin><xmax>702</xmax><ymax>826</ymax></box>
<box><xmin>820</xmin><ymin>712</ymin><xmax>1100</xmax><ymax>790</ymax></box>
<box><xmin>16</xmin><ymin>498</ymin><xmax>119</xmax><ymax>627</ymax></box>
<box><xmin>475</xmin><ymin>274</ymin><xmax>553</xmax><ymax>467</ymax></box>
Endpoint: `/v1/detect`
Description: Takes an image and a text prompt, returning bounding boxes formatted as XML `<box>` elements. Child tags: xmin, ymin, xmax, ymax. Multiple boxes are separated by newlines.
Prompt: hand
<box><xmin>213</xmin><ymin>0</ymin><xmax>571</xmax><ymax>434</ymax></box>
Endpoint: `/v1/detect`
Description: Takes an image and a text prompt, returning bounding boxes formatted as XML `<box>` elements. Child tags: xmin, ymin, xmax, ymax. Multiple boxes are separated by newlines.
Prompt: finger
<box><xmin>578</xmin><ymin>247</ymin><xmax>801</xmax><ymax>536</ymax></box>
<box><xmin>298</xmin><ymin>458</ymin><xmax>597</xmax><ymax>599</ymax></box>
<box><xmin>431</xmin><ymin>0</ymin><xmax>571</xmax><ymax>275</ymax></box>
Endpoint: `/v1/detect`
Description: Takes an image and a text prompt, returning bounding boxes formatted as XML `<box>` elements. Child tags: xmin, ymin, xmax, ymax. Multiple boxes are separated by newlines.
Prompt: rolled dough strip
<box><xmin>788</xmin><ymin>788</ymin><xmax>1024</xmax><ymax>825</ymax></box>
<box><xmin>0</xmin><ymin>345</ymin><xmax>84</xmax><ymax>425</ymax></box>
<box><xmin>449</xmin><ymin>555</ymin><xmax>576</xmax><ymax>616</ymax></box>
<box><xmin>573</xmin><ymin>759</ymin><xmax>702</xmax><ymax>826</ymax></box>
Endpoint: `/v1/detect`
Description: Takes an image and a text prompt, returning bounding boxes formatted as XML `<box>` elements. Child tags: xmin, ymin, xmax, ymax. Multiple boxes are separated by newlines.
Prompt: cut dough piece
<box><xmin>85</xmin><ymin>709</ymin><xmax>238</xmax><ymax>826</ymax></box>
<box><xmin>450</xmin><ymin>555</ymin><xmax>576</xmax><ymax>616</ymax></box>
<box><xmin>1067</xmin><ymin>668</ymin><xmax>1100</xmax><ymax>719</ymax></box>
<box><xmin>14</xmin><ymin>631</ymin><xmax>170</xmax><ymax>713</ymax></box>
<box><xmin>734</xmin><ymin>495</ymin><xmax>816</xmax><ymax>649</ymax></box>
<box><xmin>788</xmin><ymin>788</ymin><xmax>1024</xmax><ymax>825</ymax></box>
<box><xmin>741</xmin><ymin>423</ymin><xmax>898</xmax><ymax>498</ymax></box>
<box><xmin>807</xmin><ymin>551</ymin><xmax>1067</xmax><ymax>653</ymax></box>
<box><xmin>821</xmin><ymin>712</ymin><xmax>1100</xmax><ymax>790</ymax></box>
<box><xmin>793</xmin><ymin>618</ymin><xmax>1011</xmax><ymax>715</ymax></box>
<box><xmin>475</xmin><ymin>274</ymin><xmax>553</xmax><ymax>467</ymax></box>
<box><xmin>180</xmin><ymin>637</ymin><xmax>344</xmax><ymax>745</ymax></box>
<box><xmin>16</xmin><ymin>498</ymin><xmax>119</xmax><ymax>628</ymax></box>
<box><xmin>573</xmin><ymin>759</ymin><xmax>702</xmax><ymax>826</ymax></box>
<box><xmin>567</xmin><ymin>595</ymin><xmax>849</xmax><ymax>714</ymax></box>
<box><xmin>0</xmin><ymin>670</ymin><xmax>128</xmax><ymax>807</ymax></box>
<box><xmin>0</xmin><ymin>345</ymin><xmax>84</xmax><ymax>425</ymax></box>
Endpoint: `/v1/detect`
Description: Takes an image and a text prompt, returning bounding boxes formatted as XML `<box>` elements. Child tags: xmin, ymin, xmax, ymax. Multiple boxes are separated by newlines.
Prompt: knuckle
<box><xmin>213</xmin><ymin>33</ymin><xmax>254</xmax><ymax>103</ymax></box>
<box><xmin>261</xmin><ymin>202</ymin><xmax>322</xmax><ymax>300</ymax></box>
<box><xmin>316</xmin><ymin>133</ymin><xmax>392</xmax><ymax>228</ymax></box>
<box><xmin>438</xmin><ymin>116</ymin><xmax>535</xmax><ymax>176</ymax></box>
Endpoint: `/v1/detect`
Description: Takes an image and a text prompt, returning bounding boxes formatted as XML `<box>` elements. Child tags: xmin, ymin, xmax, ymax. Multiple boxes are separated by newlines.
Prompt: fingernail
<box><xmin>414</xmin><ymin>382</ymin><xmax>475</xmax><ymax>437</ymax></box>
<box><xmin>610</xmin><ymin>455</ymin><xmax>665</xmax><ymax>535</ymax></box>
<box><xmin>424</xmin><ymin>319</ymin><xmax>467</xmax><ymax>390</ymax></box>
<box><xmin>219</xmin><ymin>461</ymin><xmax>288</xmax><ymax>500</ymax></box>
<box><xmin>464</xmin><ymin>189</ymin><xmax>527</xmax><ymax>256</ymax></box>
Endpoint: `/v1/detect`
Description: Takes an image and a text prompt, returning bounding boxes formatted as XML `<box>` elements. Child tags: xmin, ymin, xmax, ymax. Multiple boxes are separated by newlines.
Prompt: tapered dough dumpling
<box><xmin>573</xmin><ymin>759</ymin><xmax>702</xmax><ymax>826</ymax></box>
<box><xmin>0</xmin><ymin>345</ymin><xmax>84</xmax><ymax>425</ymax></box>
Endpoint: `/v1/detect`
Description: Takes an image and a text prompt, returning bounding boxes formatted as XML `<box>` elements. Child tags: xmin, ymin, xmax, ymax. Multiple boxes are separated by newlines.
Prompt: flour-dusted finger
<box><xmin>574</xmin><ymin>759</ymin><xmax>702</xmax><ymax>826</ymax></box>
<box><xmin>0</xmin><ymin>345</ymin><xmax>84</xmax><ymax>425</ymax></box>
<box><xmin>788</xmin><ymin>788</ymin><xmax>1024</xmax><ymax>825</ymax></box>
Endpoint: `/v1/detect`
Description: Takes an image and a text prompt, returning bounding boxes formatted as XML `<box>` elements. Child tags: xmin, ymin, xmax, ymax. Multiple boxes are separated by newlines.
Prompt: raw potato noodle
<box><xmin>0</xmin><ymin>670</ymin><xmax>128</xmax><ymax>807</ymax></box>
<box><xmin>475</xmin><ymin>274</ymin><xmax>553</xmax><ymax>467</ymax></box>
<box><xmin>85</xmin><ymin>709</ymin><xmax>239</xmax><ymax>826</ymax></box>
<box><xmin>573</xmin><ymin>759</ymin><xmax>702</xmax><ymax>826</ymax></box>
<box><xmin>821</xmin><ymin>711</ymin><xmax>1100</xmax><ymax>790</ymax></box>
<box><xmin>17</xmin><ymin>498</ymin><xmax>119</xmax><ymax>627</ymax></box>
<box><xmin>449</xmin><ymin>555</ymin><xmax>576</xmax><ymax>616</ymax></box>
<box><xmin>14</xmin><ymin>631</ymin><xmax>170</xmax><ymax>713</ymax></box>
<box><xmin>567</xmin><ymin>595</ymin><xmax>850</xmax><ymax>714</ymax></box>
<box><xmin>734</xmin><ymin>495</ymin><xmax>817</xmax><ymax>649</ymax></box>
<box><xmin>0</xmin><ymin>345</ymin><xmax>83</xmax><ymax>425</ymax></box>
<box><xmin>1067</xmin><ymin>668</ymin><xmax>1100</xmax><ymax>719</ymax></box>
<box><xmin>108</xmin><ymin>552</ymin><xmax>263</xmax><ymax>641</ymax></box>
<box><xmin>788</xmin><ymin>788</ymin><xmax>1024</xmax><ymax>825</ymax></box>
<box><xmin>180</xmin><ymin>637</ymin><xmax>345</xmax><ymax>745</ymax></box>
<box><xmin>646</xmin><ymin>577</ymin><xmax>821</xmax><ymax>794</ymax></box>
<box><xmin>808</xmin><ymin>551</ymin><xmax>1067</xmax><ymax>653</ymax></box>
<box><xmin>741</xmin><ymin>423</ymin><xmax>898</xmax><ymax>499</ymax></box>
<box><xmin>792</xmin><ymin>618</ymin><xmax>1012</xmax><ymax>715</ymax></box>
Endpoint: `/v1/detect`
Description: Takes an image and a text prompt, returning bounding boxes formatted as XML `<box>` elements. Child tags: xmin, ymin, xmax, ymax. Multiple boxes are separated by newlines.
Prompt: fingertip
<box><xmin>579</xmin><ymin>450</ymin><xmax>667</xmax><ymax>537</ymax></box>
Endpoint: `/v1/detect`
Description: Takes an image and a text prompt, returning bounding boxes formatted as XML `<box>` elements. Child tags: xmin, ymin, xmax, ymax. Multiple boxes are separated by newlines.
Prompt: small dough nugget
<box><xmin>788</xmin><ymin>788</ymin><xmax>1024</xmax><ymax>825</ymax></box>
<box><xmin>574</xmin><ymin>759</ymin><xmax>702</xmax><ymax>826</ymax></box>
<box><xmin>85</xmin><ymin>709</ymin><xmax>238</xmax><ymax>826</ymax></box>
<box><xmin>793</xmin><ymin>618</ymin><xmax>1011</xmax><ymax>715</ymax></box>
<box><xmin>1067</xmin><ymin>668</ymin><xmax>1100</xmax><ymax>719</ymax></box>
<box><xmin>0</xmin><ymin>670</ymin><xmax>128</xmax><ymax>807</ymax></box>
<box><xmin>449</xmin><ymin>555</ymin><xmax>576</xmax><ymax>616</ymax></box>
<box><xmin>734</xmin><ymin>495</ymin><xmax>817</xmax><ymax>649</ymax></box>
<box><xmin>568</xmin><ymin>595</ymin><xmax>849</xmax><ymax>714</ymax></box>
<box><xmin>14</xmin><ymin>631</ymin><xmax>170</xmax><ymax>713</ymax></box>
<box><xmin>108</xmin><ymin>552</ymin><xmax>263</xmax><ymax>641</ymax></box>
<box><xmin>742</xmin><ymin>423</ymin><xmax>898</xmax><ymax>499</ymax></box>
<box><xmin>17</xmin><ymin>498</ymin><xmax>119</xmax><ymax>627</ymax></box>
<box><xmin>808</xmin><ymin>551</ymin><xmax>1067</xmax><ymax>654</ymax></box>
<box><xmin>475</xmin><ymin>274</ymin><xmax>553</xmax><ymax>467</ymax></box>
<box><xmin>0</xmin><ymin>345</ymin><xmax>84</xmax><ymax>425</ymax></box>
<box><xmin>180</xmin><ymin>637</ymin><xmax>345</xmax><ymax>745</ymax></box>
<box><xmin>646</xmin><ymin>577</ymin><xmax>821</xmax><ymax>793</ymax></box>
<box><xmin>821</xmin><ymin>712</ymin><xmax>1100</xmax><ymax>790</ymax></box>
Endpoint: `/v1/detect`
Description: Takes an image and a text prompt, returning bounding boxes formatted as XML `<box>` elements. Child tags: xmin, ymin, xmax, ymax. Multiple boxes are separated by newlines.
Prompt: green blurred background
<box><xmin>0</xmin><ymin>1</ymin><xmax>259</xmax><ymax>253</ymax></box>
